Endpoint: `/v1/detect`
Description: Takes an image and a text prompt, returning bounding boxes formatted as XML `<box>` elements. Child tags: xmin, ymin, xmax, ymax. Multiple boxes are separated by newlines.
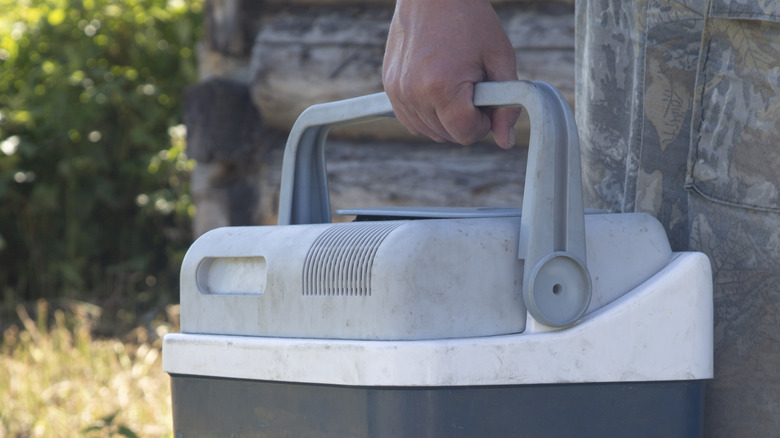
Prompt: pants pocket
<box><xmin>687</xmin><ymin>5</ymin><xmax>780</xmax><ymax>211</ymax></box>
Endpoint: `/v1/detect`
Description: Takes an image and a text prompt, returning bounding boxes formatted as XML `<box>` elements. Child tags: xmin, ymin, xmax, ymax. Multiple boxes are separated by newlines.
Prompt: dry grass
<box><xmin>0</xmin><ymin>300</ymin><xmax>175</xmax><ymax>437</ymax></box>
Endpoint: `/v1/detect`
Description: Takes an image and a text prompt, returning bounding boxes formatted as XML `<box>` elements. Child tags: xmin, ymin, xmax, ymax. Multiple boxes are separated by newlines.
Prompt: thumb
<box><xmin>482</xmin><ymin>39</ymin><xmax>520</xmax><ymax>149</ymax></box>
<box><xmin>490</xmin><ymin>106</ymin><xmax>521</xmax><ymax>149</ymax></box>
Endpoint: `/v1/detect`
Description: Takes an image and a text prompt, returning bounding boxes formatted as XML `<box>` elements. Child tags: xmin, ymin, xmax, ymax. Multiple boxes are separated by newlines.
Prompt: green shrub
<box><xmin>0</xmin><ymin>0</ymin><xmax>202</xmax><ymax>319</ymax></box>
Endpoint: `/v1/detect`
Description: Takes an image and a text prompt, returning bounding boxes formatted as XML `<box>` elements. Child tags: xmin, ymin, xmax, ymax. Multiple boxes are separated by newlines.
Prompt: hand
<box><xmin>382</xmin><ymin>0</ymin><xmax>520</xmax><ymax>149</ymax></box>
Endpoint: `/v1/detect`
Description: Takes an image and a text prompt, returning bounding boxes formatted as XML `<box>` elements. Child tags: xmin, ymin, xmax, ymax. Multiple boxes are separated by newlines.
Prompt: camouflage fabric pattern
<box><xmin>575</xmin><ymin>0</ymin><xmax>780</xmax><ymax>435</ymax></box>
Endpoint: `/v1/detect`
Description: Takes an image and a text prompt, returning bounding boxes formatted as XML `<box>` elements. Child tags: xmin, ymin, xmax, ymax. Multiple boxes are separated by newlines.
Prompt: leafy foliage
<box><xmin>0</xmin><ymin>0</ymin><xmax>202</xmax><ymax>317</ymax></box>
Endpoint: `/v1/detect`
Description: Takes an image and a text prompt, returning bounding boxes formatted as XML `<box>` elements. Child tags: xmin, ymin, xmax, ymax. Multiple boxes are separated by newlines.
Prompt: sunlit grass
<box><xmin>0</xmin><ymin>300</ymin><xmax>175</xmax><ymax>437</ymax></box>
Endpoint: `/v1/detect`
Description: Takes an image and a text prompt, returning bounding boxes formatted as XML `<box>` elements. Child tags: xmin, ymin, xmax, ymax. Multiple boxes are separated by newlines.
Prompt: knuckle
<box><xmin>417</xmin><ymin>73</ymin><xmax>452</xmax><ymax>102</ymax></box>
<box><xmin>444</xmin><ymin>112</ymin><xmax>490</xmax><ymax>145</ymax></box>
<box><xmin>451</xmin><ymin>128</ymin><xmax>487</xmax><ymax>145</ymax></box>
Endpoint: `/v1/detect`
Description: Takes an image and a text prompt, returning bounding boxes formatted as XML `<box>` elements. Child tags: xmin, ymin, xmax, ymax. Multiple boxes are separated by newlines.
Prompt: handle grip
<box><xmin>277</xmin><ymin>81</ymin><xmax>591</xmax><ymax>327</ymax></box>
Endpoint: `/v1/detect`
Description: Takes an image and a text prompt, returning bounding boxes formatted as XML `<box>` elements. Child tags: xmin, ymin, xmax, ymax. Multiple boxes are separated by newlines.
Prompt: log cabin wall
<box><xmin>185</xmin><ymin>0</ymin><xmax>575</xmax><ymax>235</ymax></box>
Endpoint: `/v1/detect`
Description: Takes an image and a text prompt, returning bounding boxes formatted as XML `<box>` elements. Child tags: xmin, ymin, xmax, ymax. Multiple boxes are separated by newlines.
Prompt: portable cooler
<box><xmin>163</xmin><ymin>81</ymin><xmax>713</xmax><ymax>437</ymax></box>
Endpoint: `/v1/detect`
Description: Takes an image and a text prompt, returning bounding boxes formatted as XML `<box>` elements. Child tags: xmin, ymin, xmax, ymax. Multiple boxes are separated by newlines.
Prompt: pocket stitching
<box><xmin>710</xmin><ymin>1</ymin><xmax>780</xmax><ymax>23</ymax></box>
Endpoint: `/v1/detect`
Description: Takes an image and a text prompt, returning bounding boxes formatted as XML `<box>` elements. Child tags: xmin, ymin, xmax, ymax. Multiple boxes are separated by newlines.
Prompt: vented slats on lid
<box><xmin>302</xmin><ymin>222</ymin><xmax>402</xmax><ymax>296</ymax></box>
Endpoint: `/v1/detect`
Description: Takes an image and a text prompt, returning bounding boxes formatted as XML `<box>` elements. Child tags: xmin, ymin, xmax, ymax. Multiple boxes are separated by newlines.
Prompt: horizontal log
<box><xmin>256</xmin><ymin>138</ymin><xmax>529</xmax><ymax>225</ymax></box>
<box><xmin>258</xmin><ymin>0</ymin><xmax>573</xmax><ymax>5</ymax></box>
<box><xmin>183</xmin><ymin>78</ymin><xmax>267</xmax><ymax>164</ymax></box>
<box><xmin>248</xmin><ymin>4</ymin><xmax>574</xmax><ymax>141</ymax></box>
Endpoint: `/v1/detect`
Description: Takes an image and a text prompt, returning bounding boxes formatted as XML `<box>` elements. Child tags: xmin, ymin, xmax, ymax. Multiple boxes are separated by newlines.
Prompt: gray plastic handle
<box><xmin>277</xmin><ymin>81</ymin><xmax>591</xmax><ymax>327</ymax></box>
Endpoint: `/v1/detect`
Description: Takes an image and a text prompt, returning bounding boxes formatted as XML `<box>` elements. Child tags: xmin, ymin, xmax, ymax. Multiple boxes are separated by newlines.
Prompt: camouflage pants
<box><xmin>576</xmin><ymin>0</ymin><xmax>780</xmax><ymax>435</ymax></box>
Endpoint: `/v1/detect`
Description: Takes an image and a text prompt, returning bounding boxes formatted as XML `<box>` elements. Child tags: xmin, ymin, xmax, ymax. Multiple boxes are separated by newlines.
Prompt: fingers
<box><xmin>434</xmin><ymin>82</ymin><xmax>492</xmax><ymax>145</ymax></box>
<box><xmin>385</xmin><ymin>69</ymin><xmax>489</xmax><ymax>144</ymax></box>
<box><xmin>382</xmin><ymin>0</ymin><xmax>518</xmax><ymax>147</ymax></box>
<box><xmin>387</xmin><ymin>89</ymin><xmax>450</xmax><ymax>143</ymax></box>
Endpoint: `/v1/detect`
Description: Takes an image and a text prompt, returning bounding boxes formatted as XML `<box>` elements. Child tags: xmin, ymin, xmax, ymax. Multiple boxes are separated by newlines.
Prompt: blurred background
<box><xmin>0</xmin><ymin>0</ymin><xmax>201</xmax><ymax>435</ymax></box>
<box><xmin>0</xmin><ymin>0</ymin><xmax>572</xmax><ymax>435</ymax></box>
<box><xmin>0</xmin><ymin>0</ymin><xmax>200</xmax><ymax>329</ymax></box>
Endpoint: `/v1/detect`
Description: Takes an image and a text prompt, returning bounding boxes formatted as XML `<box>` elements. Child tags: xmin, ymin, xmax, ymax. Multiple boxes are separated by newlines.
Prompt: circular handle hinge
<box><xmin>524</xmin><ymin>252</ymin><xmax>592</xmax><ymax>327</ymax></box>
